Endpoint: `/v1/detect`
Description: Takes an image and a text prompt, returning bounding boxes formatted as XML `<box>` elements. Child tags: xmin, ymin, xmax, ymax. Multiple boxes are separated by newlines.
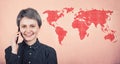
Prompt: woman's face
<box><xmin>20</xmin><ymin>17</ymin><xmax>39</xmax><ymax>42</ymax></box>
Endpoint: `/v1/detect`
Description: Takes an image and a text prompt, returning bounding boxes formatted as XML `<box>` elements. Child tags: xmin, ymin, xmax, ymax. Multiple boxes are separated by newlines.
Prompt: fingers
<box><xmin>10</xmin><ymin>32</ymin><xmax>20</xmax><ymax>45</ymax></box>
<box><xmin>16</xmin><ymin>32</ymin><xmax>20</xmax><ymax>37</ymax></box>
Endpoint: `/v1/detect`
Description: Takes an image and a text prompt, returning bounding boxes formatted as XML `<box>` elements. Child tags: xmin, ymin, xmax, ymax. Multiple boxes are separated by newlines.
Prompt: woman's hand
<box><xmin>11</xmin><ymin>32</ymin><xmax>20</xmax><ymax>54</ymax></box>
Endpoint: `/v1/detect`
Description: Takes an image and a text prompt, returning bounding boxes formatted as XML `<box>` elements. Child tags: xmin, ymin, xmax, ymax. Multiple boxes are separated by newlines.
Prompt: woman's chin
<box><xmin>24</xmin><ymin>36</ymin><xmax>35</xmax><ymax>42</ymax></box>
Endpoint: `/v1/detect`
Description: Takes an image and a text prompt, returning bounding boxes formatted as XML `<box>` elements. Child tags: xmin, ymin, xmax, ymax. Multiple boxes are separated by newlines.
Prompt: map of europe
<box><xmin>43</xmin><ymin>7</ymin><xmax>116</xmax><ymax>44</ymax></box>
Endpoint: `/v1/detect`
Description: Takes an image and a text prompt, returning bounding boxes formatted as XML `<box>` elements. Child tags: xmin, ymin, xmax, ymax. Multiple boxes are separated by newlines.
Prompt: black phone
<box><xmin>16</xmin><ymin>28</ymin><xmax>20</xmax><ymax>44</ymax></box>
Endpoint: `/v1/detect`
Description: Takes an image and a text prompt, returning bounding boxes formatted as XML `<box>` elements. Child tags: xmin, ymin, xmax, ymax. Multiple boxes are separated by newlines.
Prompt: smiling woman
<box><xmin>5</xmin><ymin>8</ymin><xmax>57</xmax><ymax>64</ymax></box>
<box><xmin>20</xmin><ymin>17</ymin><xmax>40</xmax><ymax>45</ymax></box>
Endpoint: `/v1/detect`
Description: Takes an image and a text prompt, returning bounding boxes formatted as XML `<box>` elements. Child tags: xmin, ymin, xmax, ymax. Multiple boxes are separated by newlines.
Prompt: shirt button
<box><xmin>29</xmin><ymin>46</ymin><xmax>32</xmax><ymax>48</ymax></box>
<box><xmin>18</xmin><ymin>55</ymin><xmax>20</xmax><ymax>58</ymax></box>
<box><xmin>28</xmin><ymin>61</ymin><xmax>31</xmax><ymax>64</ymax></box>
<box><xmin>29</xmin><ymin>53</ymin><xmax>32</xmax><ymax>55</ymax></box>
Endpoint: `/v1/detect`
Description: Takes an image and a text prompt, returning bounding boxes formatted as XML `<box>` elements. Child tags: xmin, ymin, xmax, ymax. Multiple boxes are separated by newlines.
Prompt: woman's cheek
<box><xmin>20</xmin><ymin>29</ymin><xmax>25</xmax><ymax>34</ymax></box>
<box><xmin>33</xmin><ymin>28</ymin><xmax>39</xmax><ymax>34</ymax></box>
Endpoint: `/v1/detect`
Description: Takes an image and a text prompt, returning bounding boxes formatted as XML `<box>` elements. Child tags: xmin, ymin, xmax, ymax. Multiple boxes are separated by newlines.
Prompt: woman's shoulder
<box><xmin>39</xmin><ymin>43</ymin><xmax>56</xmax><ymax>52</ymax></box>
<box><xmin>5</xmin><ymin>46</ymin><xmax>12</xmax><ymax>52</ymax></box>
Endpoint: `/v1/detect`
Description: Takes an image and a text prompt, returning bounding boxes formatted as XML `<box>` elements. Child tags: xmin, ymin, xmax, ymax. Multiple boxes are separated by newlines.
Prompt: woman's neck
<box><xmin>25</xmin><ymin>38</ymin><xmax>37</xmax><ymax>46</ymax></box>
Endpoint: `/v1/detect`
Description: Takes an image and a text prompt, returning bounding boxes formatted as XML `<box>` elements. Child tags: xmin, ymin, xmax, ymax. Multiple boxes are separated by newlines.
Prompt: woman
<box><xmin>5</xmin><ymin>8</ymin><xmax>57</xmax><ymax>64</ymax></box>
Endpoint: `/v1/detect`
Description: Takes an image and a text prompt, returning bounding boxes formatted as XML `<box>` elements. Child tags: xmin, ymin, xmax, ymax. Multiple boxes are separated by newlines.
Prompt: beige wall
<box><xmin>0</xmin><ymin>0</ymin><xmax>120</xmax><ymax>64</ymax></box>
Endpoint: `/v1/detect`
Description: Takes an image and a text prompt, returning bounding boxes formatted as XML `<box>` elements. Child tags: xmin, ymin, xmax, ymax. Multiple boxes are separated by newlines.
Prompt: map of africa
<box><xmin>43</xmin><ymin>7</ymin><xmax>116</xmax><ymax>44</ymax></box>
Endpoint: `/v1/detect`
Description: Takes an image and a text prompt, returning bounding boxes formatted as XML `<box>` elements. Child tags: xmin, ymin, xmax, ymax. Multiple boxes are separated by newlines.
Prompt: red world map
<box><xmin>43</xmin><ymin>7</ymin><xmax>116</xmax><ymax>44</ymax></box>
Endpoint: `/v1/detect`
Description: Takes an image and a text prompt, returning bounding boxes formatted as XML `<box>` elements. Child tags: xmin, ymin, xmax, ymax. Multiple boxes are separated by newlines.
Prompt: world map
<box><xmin>43</xmin><ymin>7</ymin><xmax>116</xmax><ymax>44</ymax></box>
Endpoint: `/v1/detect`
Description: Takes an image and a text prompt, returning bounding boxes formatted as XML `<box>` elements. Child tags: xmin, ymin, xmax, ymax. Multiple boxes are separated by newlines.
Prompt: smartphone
<box><xmin>16</xmin><ymin>28</ymin><xmax>20</xmax><ymax>44</ymax></box>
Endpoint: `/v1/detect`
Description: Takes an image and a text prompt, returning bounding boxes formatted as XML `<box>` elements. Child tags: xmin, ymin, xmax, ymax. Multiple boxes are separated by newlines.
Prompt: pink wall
<box><xmin>0</xmin><ymin>0</ymin><xmax>120</xmax><ymax>64</ymax></box>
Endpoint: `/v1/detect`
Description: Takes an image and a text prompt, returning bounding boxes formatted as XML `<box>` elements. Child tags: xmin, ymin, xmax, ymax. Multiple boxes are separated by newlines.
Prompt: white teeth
<box><xmin>26</xmin><ymin>35</ymin><xmax>31</xmax><ymax>36</ymax></box>
<box><xmin>25</xmin><ymin>34</ymin><xmax>33</xmax><ymax>37</ymax></box>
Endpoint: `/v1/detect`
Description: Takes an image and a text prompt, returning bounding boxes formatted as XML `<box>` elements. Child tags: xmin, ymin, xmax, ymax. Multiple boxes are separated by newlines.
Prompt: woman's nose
<box><xmin>25</xmin><ymin>27</ymin><xmax>31</xmax><ymax>32</ymax></box>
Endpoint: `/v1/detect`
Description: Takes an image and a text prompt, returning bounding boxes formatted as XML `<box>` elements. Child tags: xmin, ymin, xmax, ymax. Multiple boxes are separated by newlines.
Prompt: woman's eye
<box><xmin>30</xmin><ymin>25</ymin><xmax>35</xmax><ymax>28</ymax></box>
<box><xmin>21</xmin><ymin>25</ymin><xmax>26</xmax><ymax>28</ymax></box>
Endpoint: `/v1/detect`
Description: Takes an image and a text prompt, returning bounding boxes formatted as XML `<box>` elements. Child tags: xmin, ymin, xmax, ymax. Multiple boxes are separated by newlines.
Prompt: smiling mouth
<box><xmin>24</xmin><ymin>33</ymin><xmax>34</xmax><ymax>37</ymax></box>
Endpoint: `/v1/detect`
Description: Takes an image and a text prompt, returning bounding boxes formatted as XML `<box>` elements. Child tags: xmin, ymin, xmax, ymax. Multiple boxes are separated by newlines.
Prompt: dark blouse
<box><xmin>5</xmin><ymin>39</ymin><xmax>57</xmax><ymax>64</ymax></box>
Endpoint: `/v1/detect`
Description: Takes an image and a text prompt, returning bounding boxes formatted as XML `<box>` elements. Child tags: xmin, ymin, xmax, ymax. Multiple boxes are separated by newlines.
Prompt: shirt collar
<box><xmin>22</xmin><ymin>39</ymin><xmax>40</xmax><ymax>50</ymax></box>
